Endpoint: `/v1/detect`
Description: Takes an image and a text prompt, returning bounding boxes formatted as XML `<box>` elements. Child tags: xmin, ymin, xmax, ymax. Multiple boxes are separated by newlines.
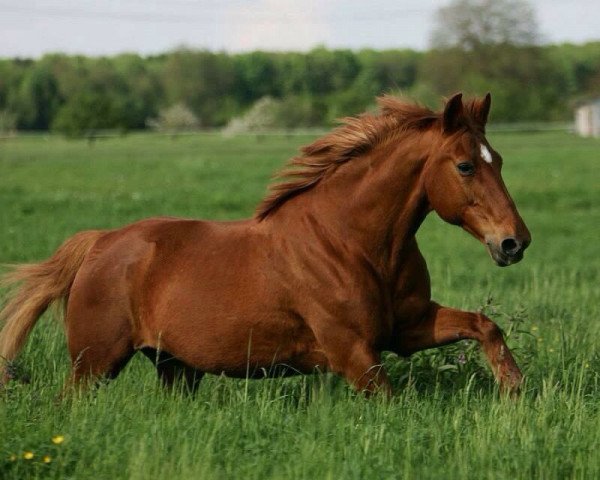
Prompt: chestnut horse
<box><xmin>0</xmin><ymin>93</ymin><xmax>530</xmax><ymax>395</ymax></box>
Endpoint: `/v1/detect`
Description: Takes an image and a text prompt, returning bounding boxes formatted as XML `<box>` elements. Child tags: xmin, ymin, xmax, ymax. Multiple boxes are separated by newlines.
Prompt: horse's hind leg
<box><xmin>141</xmin><ymin>348</ymin><xmax>204</xmax><ymax>394</ymax></box>
<box><xmin>66</xmin><ymin>340</ymin><xmax>134</xmax><ymax>391</ymax></box>
<box><xmin>64</xmin><ymin>313</ymin><xmax>135</xmax><ymax>391</ymax></box>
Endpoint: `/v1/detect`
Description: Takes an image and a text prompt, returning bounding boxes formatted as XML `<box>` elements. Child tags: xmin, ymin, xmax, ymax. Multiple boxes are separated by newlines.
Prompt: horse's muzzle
<box><xmin>487</xmin><ymin>236</ymin><xmax>530</xmax><ymax>267</ymax></box>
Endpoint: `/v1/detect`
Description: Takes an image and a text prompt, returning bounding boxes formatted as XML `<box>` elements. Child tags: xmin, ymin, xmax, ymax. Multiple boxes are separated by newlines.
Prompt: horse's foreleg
<box><xmin>396</xmin><ymin>302</ymin><xmax>523</xmax><ymax>394</ymax></box>
<box><xmin>322</xmin><ymin>337</ymin><xmax>392</xmax><ymax>396</ymax></box>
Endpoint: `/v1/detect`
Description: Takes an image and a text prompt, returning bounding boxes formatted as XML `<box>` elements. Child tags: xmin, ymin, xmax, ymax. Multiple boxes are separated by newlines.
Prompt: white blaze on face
<box><xmin>480</xmin><ymin>144</ymin><xmax>493</xmax><ymax>164</ymax></box>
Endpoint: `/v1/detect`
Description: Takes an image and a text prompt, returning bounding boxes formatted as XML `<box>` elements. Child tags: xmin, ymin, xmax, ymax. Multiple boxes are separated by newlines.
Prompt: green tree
<box><xmin>234</xmin><ymin>51</ymin><xmax>278</xmax><ymax>102</ymax></box>
<box><xmin>15</xmin><ymin>63</ymin><xmax>61</xmax><ymax>129</ymax></box>
<box><xmin>304</xmin><ymin>47</ymin><xmax>360</xmax><ymax>96</ymax></box>
<box><xmin>272</xmin><ymin>53</ymin><xmax>309</xmax><ymax>96</ymax></box>
<box><xmin>113</xmin><ymin>53</ymin><xmax>162</xmax><ymax>128</ymax></box>
<box><xmin>52</xmin><ymin>58</ymin><xmax>146</xmax><ymax>136</ymax></box>
<box><xmin>162</xmin><ymin>49</ymin><xmax>238</xmax><ymax>126</ymax></box>
<box><xmin>423</xmin><ymin>0</ymin><xmax>569</xmax><ymax>121</ymax></box>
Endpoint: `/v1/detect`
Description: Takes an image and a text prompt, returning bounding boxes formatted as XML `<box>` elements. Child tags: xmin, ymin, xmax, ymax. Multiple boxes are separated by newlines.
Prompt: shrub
<box><xmin>146</xmin><ymin>103</ymin><xmax>200</xmax><ymax>132</ymax></box>
<box><xmin>223</xmin><ymin>96</ymin><xmax>326</xmax><ymax>134</ymax></box>
<box><xmin>223</xmin><ymin>97</ymin><xmax>281</xmax><ymax>134</ymax></box>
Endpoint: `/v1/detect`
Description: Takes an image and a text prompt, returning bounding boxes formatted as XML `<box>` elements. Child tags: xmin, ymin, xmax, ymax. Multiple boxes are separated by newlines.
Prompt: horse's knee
<box><xmin>477</xmin><ymin>315</ymin><xmax>504</xmax><ymax>344</ymax></box>
<box><xmin>328</xmin><ymin>341</ymin><xmax>390</xmax><ymax>395</ymax></box>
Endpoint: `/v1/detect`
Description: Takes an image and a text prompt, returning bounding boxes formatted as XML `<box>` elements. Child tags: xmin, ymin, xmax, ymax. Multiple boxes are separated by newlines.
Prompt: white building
<box><xmin>575</xmin><ymin>99</ymin><xmax>600</xmax><ymax>138</ymax></box>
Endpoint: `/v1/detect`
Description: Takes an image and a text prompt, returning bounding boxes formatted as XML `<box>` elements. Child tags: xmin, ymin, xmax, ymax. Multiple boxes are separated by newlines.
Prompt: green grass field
<box><xmin>1</xmin><ymin>131</ymin><xmax>599</xmax><ymax>479</ymax></box>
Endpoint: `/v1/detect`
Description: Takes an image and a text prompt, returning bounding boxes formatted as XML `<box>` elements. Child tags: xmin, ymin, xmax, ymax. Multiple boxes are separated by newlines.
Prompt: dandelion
<box><xmin>23</xmin><ymin>451</ymin><xmax>34</xmax><ymax>460</ymax></box>
<box><xmin>51</xmin><ymin>435</ymin><xmax>65</xmax><ymax>445</ymax></box>
<box><xmin>43</xmin><ymin>455</ymin><xmax>52</xmax><ymax>464</ymax></box>
<box><xmin>9</xmin><ymin>454</ymin><xmax>17</xmax><ymax>462</ymax></box>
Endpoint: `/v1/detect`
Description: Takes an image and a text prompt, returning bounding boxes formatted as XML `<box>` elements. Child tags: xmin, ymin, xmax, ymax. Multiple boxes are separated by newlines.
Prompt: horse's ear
<box><xmin>442</xmin><ymin>93</ymin><xmax>464</xmax><ymax>133</ymax></box>
<box><xmin>473</xmin><ymin>92</ymin><xmax>492</xmax><ymax>128</ymax></box>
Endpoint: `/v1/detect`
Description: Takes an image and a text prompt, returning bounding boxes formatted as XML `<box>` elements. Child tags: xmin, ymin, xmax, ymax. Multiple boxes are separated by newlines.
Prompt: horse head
<box><xmin>423</xmin><ymin>93</ymin><xmax>531</xmax><ymax>266</ymax></box>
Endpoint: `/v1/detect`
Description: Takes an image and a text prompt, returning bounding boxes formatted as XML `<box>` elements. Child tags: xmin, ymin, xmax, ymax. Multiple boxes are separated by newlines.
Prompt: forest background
<box><xmin>1</xmin><ymin>39</ymin><xmax>599</xmax><ymax>136</ymax></box>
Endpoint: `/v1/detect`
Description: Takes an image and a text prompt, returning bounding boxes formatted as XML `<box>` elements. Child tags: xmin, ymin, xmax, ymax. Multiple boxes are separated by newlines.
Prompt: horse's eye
<box><xmin>457</xmin><ymin>162</ymin><xmax>475</xmax><ymax>176</ymax></box>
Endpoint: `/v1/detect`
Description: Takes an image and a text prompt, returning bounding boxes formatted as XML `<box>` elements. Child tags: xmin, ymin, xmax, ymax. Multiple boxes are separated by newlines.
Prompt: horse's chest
<box><xmin>392</xmin><ymin>249</ymin><xmax>432</xmax><ymax>324</ymax></box>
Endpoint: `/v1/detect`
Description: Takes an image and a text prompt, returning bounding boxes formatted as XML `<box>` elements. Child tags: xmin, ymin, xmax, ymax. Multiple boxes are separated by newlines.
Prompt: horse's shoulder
<box><xmin>394</xmin><ymin>239</ymin><xmax>431</xmax><ymax>303</ymax></box>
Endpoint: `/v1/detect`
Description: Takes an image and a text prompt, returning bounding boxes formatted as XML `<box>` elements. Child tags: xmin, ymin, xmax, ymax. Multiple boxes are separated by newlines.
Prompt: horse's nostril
<box><xmin>501</xmin><ymin>237</ymin><xmax>520</xmax><ymax>256</ymax></box>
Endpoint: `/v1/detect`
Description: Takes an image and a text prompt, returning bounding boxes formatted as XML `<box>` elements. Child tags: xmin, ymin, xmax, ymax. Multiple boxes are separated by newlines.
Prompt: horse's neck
<box><xmin>298</xmin><ymin>136</ymin><xmax>431</xmax><ymax>271</ymax></box>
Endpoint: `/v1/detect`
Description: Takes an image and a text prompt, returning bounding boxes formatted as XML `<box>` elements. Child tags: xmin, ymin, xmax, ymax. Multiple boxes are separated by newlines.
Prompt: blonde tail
<box><xmin>0</xmin><ymin>230</ymin><xmax>102</xmax><ymax>382</ymax></box>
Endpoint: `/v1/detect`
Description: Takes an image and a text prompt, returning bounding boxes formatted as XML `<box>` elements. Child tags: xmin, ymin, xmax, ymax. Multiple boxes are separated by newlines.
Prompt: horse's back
<box><xmin>68</xmin><ymin>216</ymin><xmax>262</xmax><ymax>326</ymax></box>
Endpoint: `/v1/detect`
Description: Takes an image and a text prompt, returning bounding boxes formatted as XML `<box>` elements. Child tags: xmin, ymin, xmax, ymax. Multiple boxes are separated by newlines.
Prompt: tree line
<box><xmin>0</xmin><ymin>42</ymin><xmax>599</xmax><ymax>136</ymax></box>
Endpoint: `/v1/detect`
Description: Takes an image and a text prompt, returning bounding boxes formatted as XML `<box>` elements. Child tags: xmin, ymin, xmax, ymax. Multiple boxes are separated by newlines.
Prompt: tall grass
<box><xmin>1</xmin><ymin>132</ymin><xmax>598</xmax><ymax>479</ymax></box>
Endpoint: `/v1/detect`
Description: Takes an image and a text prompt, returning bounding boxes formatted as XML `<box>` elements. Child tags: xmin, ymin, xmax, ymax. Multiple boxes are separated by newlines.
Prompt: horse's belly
<box><xmin>218</xmin><ymin>349</ymin><xmax>330</xmax><ymax>379</ymax></box>
<box><xmin>160</xmin><ymin>332</ymin><xmax>329</xmax><ymax>378</ymax></box>
<box><xmin>140</xmin><ymin>304</ymin><xmax>327</xmax><ymax>377</ymax></box>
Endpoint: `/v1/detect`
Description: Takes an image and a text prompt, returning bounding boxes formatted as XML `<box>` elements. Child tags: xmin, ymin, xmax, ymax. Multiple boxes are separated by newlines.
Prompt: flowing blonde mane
<box><xmin>255</xmin><ymin>96</ymin><xmax>441</xmax><ymax>220</ymax></box>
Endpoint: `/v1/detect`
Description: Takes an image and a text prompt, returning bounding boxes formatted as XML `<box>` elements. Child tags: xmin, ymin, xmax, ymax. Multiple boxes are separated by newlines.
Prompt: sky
<box><xmin>1</xmin><ymin>0</ymin><xmax>599</xmax><ymax>58</ymax></box>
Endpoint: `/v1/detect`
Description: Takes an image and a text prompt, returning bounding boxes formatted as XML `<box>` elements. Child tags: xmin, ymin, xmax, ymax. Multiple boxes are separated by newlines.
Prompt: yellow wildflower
<box><xmin>43</xmin><ymin>455</ymin><xmax>52</xmax><ymax>464</ymax></box>
<box><xmin>51</xmin><ymin>435</ymin><xmax>65</xmax><ymax>445</ymax></box>
<box><xmin>23</xmin><ymin>451</ymin><xmax>34</xmax><ymax>460</ymax></box>
<box><xmin>9</xmin><ymin>454</ymin><xmax>17</xmax><ymax>462</ymax></box>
